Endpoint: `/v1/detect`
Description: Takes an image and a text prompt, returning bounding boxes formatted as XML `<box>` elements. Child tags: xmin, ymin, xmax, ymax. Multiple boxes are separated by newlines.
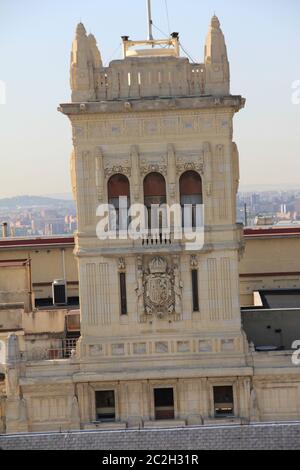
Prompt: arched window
<box><xmin>107</xmin><ymin>174</ymin><xmax>130</xmax><ymax>230</ymax></box>
<box><xmin>143</xmin><ymin>172</ymin><xmax>166</xmax><ymax>230</ymax></box>
<box><xmin>179</xmin><ymin>171</ymin><xmax>202</xmax><ymax>228</ymax></box>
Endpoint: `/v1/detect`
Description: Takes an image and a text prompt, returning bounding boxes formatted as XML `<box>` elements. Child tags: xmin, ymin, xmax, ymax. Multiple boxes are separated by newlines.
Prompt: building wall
<box><xmin>0</xmin><ymin>245</ymin><xmax>78</xmax><ymax>300</ymax></box>
<box><xmin>239</xmin><ymin>235</ymin><xmax>300</xmax><ymax>306</ymax></box>
<box><xmin>0</xmin><ymin>265</ymin><xmax>29</xmax><ymax>308</ymax></box>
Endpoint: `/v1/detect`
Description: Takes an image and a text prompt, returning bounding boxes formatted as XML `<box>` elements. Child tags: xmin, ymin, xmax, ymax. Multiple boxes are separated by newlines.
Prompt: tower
<box><xmin>59</xmin><ymin>15</ymin><xmax>248</xmax><ymax>426</ymax></box>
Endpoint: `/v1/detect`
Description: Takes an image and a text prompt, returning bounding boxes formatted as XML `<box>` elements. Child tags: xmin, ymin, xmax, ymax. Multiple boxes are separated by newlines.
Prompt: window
<box><xmin>179</xmin><ymin>171</ymin><xmax>202</xmax><ymax>228</ymax></box>
<box><xmin>191</xmin><ymin>269</ymin><xmax>199</xmax><ymax>311</ymax></box>
<box><xmin>95</xmin><ymin>390</ymin><xmax>115</xmax><ymax>421</ymax></box>
<box><xmin>213</xmin><ymin>386</ymin><xmax>234</xmax><ymax>417</ymax></box>
<box><xmin>119</xmin><ymin>272</ymin><xmax>127</xmax><ymax>315</ymax></box>
<box><xmin>107</xmin><ymin>174</ymin><xmax>130</xmax><ymax>231</ymax></box>
<box><xmin>143</xmin><ymin>172</ymin><xmax>167</xmax><ymax>231</ymax></box>
<box><xmin>154</xmin><ymin>388</ymin><xmax>174</xmax><ymax>420</ymax></box>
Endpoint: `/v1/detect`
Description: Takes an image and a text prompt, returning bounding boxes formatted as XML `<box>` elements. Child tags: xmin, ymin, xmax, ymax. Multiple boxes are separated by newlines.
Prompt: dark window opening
<box><xmin>179</xmin><ymin>170</ymin><xmax>202</xmax><ymax>228</ymax></box>
<box><xmin>34</xmin><ymin>296</ymin><xmax>79</xmax><ymax>309</ymax></box>
<box><xmin>154</xmin><ymin>387</ymin><xmax>174</xmax><ymax>420</ymax></box>
<box><xmin>95</xmin><ymin>390</ymin><xmax>115</xmax><ymax>421</ymax></box>
<box><xmin>213</xmin><ymin>386</ymin><xmax>234</xmax><ymax>417</ymax></box>
<box><xmin>143</xmin><ymin>172</ymin><xmax>167</xmax><ymax>231</ymax></box>
<box><xmin>191</xmin><ymin>269</ymin><xmax>199</xmax><ymax>311</ymax></box>
<box><xmin>107</xmin><ymin>173</ymin><xmax>130</xmax><ymax>231</ymax></box>
<box><xmin>119</xmin><ymin>272</ymin><xmax>127</xmax><ymax>315</ymax></box>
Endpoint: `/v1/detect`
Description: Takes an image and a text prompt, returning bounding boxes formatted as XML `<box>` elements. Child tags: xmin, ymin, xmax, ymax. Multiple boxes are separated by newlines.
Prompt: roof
<box><xmin>0</xmin><ymin>259</ymin><xmax>29</xmax><ymax>267</ymax></box>
<box><xmin>244</xmin><ymin>226</ymin><xmax>300</xmax><ymax>238</ymax></box>
<box><xmin>0</xmin><ymin>236</ymin><xmax>74</xmax><ymax>249</ymax></box>
<box><xmin>0</xmin><ymin>226</ymin><xmax>300</xmax><ymax>249</ymax></box>
<box><xmin>258</xmin><ymin>289</ymin><xmax>300</xmax><ymax>309</ymax></box>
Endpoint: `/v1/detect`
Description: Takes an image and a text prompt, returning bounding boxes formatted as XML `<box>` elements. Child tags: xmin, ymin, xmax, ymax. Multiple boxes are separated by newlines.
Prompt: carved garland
<box><xmin>140</xmin><ymin>163</ymin><xmax>167</xmax><ymax>177</ymax></box>
<box><xmin>176</xmin><ymin>159</ymin><xmax>204</xmax><ymax>175</ymax></box>
<box><xmin>104</xmin><ymin>165</ymin><xmax>131</xmax><ymax>178</ymax></box>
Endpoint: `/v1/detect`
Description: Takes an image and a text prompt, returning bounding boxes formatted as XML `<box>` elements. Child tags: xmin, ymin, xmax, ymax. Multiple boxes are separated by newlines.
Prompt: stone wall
<box><xmin>1</xmin><ymin>422</ymin><xmax>300</xmax><ymax>450</ymax></box>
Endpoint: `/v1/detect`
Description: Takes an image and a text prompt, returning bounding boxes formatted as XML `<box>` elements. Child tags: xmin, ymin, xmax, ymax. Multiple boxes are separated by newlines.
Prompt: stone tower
<box><xmin>59</xmin><ymin>16</ymin><xmax>249</xmax><ymax>426</ymax></box>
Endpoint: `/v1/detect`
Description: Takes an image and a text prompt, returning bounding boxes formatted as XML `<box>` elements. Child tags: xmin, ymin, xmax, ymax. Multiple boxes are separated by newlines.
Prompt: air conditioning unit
<box><xmin>52</xmin><ymin>279</ymin><xmax>67</xmax><ymax>306</ymax></box>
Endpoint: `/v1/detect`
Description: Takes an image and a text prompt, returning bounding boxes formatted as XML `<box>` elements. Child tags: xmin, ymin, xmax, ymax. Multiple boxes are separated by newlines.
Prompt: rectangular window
<box><xmin>119</xmin><ymin>272</ymin><xmax>127</xmax><ymax>315</ymax></box>
<box><xmin>191</xmin><ymin>269</ymin><xmax>199</xmax><ymax>311</ymax></box>
<box><xmin>154</xmin><ymin>388</ymin><xmax>174</xmax><ymax>420</ymax></box>
<box><xmin>213</xmin><ymin>386</ymin><xmax>234</xmax><ymax>417</ymax></box>
<box><xmin>95</xmin><ymin>390</ymin><xmax>115</xmax><ymax>421</ymax></box>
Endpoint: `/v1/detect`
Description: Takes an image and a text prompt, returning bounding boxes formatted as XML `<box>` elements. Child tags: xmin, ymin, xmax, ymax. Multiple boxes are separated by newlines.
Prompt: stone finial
<box><xmin>6</xmin><ymin>333</ymin><xmax>20</xmax><ymax>365</ymax></box>
<box><xmin>211</xmin><ymin>14</ymin><xmax>220</xmax><ymax>29</ymax></box>
<box><xmin>88</xmin><ymin>34</ymin><xmax>103</xmax><ymax>68</ymax></box>
<box><xmin>76</xmin><ymin>22</ymin><xmax>86</xmax><ymax>38</ymax></box>
<box><xmin>204</xmin><ymin>15</ymin><xmax>230</xmax><ymax>95</ymax></box>
<box><xmin>70</xmin><ymin>23</ymin><xmax>102</xmax><ymax>102</ymax></box>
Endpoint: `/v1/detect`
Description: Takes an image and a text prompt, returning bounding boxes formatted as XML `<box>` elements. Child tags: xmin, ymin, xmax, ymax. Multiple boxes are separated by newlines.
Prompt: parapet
<box><xmin>70</xmin><ymin>16</ymin><xmax>230</xmax><ymax>102</ymax></box>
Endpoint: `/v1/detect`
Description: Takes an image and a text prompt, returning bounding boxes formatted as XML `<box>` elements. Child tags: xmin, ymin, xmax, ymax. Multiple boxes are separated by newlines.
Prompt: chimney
<box><xmin>1</xmin><ymin>222</ymin><xmax>8</xmax><ymax>238</ymax></box>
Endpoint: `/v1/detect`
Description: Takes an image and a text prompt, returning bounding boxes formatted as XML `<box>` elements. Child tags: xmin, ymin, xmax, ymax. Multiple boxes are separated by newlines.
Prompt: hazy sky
<box><xmin>0</xmin><ymin>0</ymin><xmax>299</xmax><ymax>198</ymax></box>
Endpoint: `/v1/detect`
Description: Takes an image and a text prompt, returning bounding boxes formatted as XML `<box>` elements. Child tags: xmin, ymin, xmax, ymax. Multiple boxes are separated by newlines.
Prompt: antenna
<box><xmin>147</xmin><ymin>0</ymin><xmax>154</xmax><ymax>40</ymax></box>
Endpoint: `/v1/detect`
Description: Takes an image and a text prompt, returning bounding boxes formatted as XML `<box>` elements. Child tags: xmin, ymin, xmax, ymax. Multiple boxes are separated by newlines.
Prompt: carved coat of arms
<box><xmin>136</xmin><ymin>256</ymin><xmax>182</xmax><ymax>319</ymax></box>
<box><xmin>145</xmin><ymin>257</ymin><xmax>174</xmax><ymax>317</ymax></box>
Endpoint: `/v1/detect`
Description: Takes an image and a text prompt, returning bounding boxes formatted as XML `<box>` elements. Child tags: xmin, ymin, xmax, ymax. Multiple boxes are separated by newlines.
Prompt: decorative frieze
<box><xmin>133</xmin><ymin>343</ymin><xmax>147</xmax><ymax>355</ymax></box>
<box><xmin>72</xmin><ymin>112</ymin><xmax>230</xmax><ymax>143</ymax></box>
<box><xmin>155</xmin><ymin>342</ymin><xmax>169</xmax><ymax>353</ymax></box>
<box><xmin>104</xmin><ymin>164</ymin><xmax>131</xmax><ymax>178</ymax></box>
<box><xmin>176</xmin><ymin>158</ymin><xmax>204</xmax><ymax>175</ymax></box>
<box><xmin>140</xmin><ymin>161</ymin><xmax>167</xmax><ymax>176</ymax></box>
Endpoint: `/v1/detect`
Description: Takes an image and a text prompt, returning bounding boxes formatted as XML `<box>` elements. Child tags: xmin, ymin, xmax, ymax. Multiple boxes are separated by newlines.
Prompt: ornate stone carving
<box><xmin>140</xmin><ymin>162</ymin><xmax>167</xmax><ymax>176</ymax></box>
<box><xmin>176</xmin><ymin>158</ymin><xmax>204</xmax><ymax>175</ymax></box>
<box><xmin>136</xmin><ymin>256</ymin><xmax>182</xmax><ymax>319</ymax></box>
<box><xmin>118</xmin><ymin>257</ymin><xmax>126</xmax><ymax>271</ymax></box>
<box><xmin>104</xmin><ymin>164</ymin><xmax>131</xmax><ymax>178</ymax></box>
<box><xmin>144</xmin><ymin>257</ymin><xmax>173</xmax><ymax>317</ymax></box>
<box><xmin>190</xmin><ymin>255</ymin><xmax>198</xmax><ymax>268</ymax></box>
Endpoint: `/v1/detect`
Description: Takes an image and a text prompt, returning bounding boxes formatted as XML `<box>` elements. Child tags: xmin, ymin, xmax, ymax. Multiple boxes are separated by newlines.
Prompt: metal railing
<box><xmin>25</xmin><ymin>338</ymin><xmax>78</xmax><ymax>361</ymax></box>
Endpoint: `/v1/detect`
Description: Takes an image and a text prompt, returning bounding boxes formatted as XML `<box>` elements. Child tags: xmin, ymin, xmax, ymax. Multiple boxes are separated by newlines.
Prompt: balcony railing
<box><xmin>25</xmin><ymin>338</ymin><xmax>78</xmax><ymax>361</ymax></box>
